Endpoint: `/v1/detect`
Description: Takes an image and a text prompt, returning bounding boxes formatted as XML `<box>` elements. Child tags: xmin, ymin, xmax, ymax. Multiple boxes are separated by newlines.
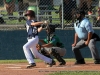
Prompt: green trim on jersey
<box><xmin>44</xmin><ymin>35</ymin><xmax>64</xmax><ymax>48</ymax></box>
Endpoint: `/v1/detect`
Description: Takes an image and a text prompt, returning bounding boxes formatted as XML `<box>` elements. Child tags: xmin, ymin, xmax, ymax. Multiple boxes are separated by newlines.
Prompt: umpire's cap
<box><xmin>46</xmin><ymin>25</ymin><xmax>55</xmax><ymax>32</ymax></box>
<box><xmin>24</xmin><ymin>10</ymin><xmax>35</xmax><ymax>17</ymax></box>
<box><xmin>76</xmin><ymin>9</ymin><xmax>86</xmax><ymax>15</ymax></box>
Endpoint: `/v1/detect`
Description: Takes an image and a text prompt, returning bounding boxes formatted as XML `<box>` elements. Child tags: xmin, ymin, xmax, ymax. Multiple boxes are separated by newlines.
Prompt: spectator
<box><xmin>0</xmin><ymin>16</ymin><xmax>5</xmax><ymax>24</ymax></box>
<box><xmin>58</xmin><ymin>0</ymin><xmax>77</xmax><ymax>23</ymax></box>
<box><xmin>38</xmin><ymin>0</ymin><xmax>54</xmax><ymax>22</ymax></box>
<box><xmin>95</xmin><ymin>7</ymin><xmax>100</xmax><ymax>27</ymax></box>
<box><xmin>18</xmin><ymin>0</ymin><xmax>26</xmax><ymax>22</ymax></box>
<box><xmin>4</xmin><ymin>0</ymin><xmax>15</xmax><ymax>19</ymax></box>
<box><xmin>79</xmin><ymin>0</ymin><xmax>92</xmax><ymax>15</ymax></box>
<box><xmin>15</xmin><ymin>0</ymin><xmax>18</xmax><ymax>11</ymax></box>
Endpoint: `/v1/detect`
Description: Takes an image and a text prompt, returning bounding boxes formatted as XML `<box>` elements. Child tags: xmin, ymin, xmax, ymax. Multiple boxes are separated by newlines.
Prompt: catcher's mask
<box><xmin>24</xmin><ymin>10</ymin><xmax>35</xmax><ymax>18</ymax></box>
<box><xmin>46</xmin><ymin>25</ymin><xmax>55</xmax><ymax>34</ymax></box>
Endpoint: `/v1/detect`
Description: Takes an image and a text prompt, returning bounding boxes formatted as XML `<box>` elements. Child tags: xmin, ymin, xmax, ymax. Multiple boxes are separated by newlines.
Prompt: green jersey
<box><xmin>6</xmin><ymin>0</ymin><xmax>12</xmax><ymax>3</ymax></box>
<box><xmin>44</xmin><ymin>35</ymin><xmax>64</xmax><ymax>48</ymax></box>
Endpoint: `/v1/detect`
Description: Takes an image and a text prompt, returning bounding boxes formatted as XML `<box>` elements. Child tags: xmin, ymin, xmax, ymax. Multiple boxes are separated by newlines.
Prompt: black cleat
<box><xmin>27</xmin><ymin>63</ymin><xmax>36</xmax><ymax>68</ymax></box>
<box><xmin>74</xmin><ymin>59</ymin><xmax>85</xmax><ymax>65</ymax></box>
<box><xmin>94</xmin><ymin>59</ymin><xmax>100</xmax><ymax>64</ymax></box>
<box><xmin>59</xmin><ymin>61</ymin><xmax>66</xmax><ymax>65</ymax></box>
<box><xmin>52</xmin><ymin>60</ymin><xmax>56</xmax><ymax>65</ymax></box>
<box><xmin>46</xmin><ymin>60</ymin><xmax>55</xmax><ymax>67</ymax></box>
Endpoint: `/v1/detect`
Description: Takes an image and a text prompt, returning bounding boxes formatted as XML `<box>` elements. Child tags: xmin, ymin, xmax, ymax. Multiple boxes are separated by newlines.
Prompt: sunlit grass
<box><xmin>48</xmin><ymin>71</ymin><xmax>100</xmax><ymax>75</ymax></box>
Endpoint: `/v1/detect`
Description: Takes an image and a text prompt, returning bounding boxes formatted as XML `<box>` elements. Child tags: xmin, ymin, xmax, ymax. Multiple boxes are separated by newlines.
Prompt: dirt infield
<box><xmin>0</xmin><ymin>61</ymin><xmax>100</xmax><ymax>75</ymax></box>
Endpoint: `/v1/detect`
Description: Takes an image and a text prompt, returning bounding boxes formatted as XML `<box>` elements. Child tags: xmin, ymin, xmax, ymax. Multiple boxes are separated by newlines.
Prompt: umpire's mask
<box><xmin>75</xmin><ymin>9</ymin><xmax>86</xmax><ymax>20</ymax></box>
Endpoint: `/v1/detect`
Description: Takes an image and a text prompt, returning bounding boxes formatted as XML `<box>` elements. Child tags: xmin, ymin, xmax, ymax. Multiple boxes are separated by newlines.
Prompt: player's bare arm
<box><xmin>31</xmin><ymin>22</ymin><xmax>43</xmax><ymax>26</ymax></box>
<box><xmin>39</xmin><ymin>39</ymin><xmax>46</xmax><ymax>44</ymax></box>
<box><xmin>38</xmin><ymin>27</ymin><xmax>43</xmax><ymax>32</ymax></box>
<box><xmin>42</xmin><ymin>43</ymin><xmax>53</xmax><ymax>48</ymax></box>
<box><xmin>31</xmin><ymin>20</ymin><xmax>48</xmax><ymax>26</ymax></box>
<box><xmin>85</xmin><ymin>32</ymin><xmax>93</xmax><ymax>45</ymax></box>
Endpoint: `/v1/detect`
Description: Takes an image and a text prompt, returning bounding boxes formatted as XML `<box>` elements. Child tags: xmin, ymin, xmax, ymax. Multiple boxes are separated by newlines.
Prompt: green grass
<box><xmin>48</xmin><ymin>71</ymin><xmax>100</xmax><ymax>75</ymax></box>
<box><xmin>0</xmin><ymin>58</ymin><xmax>93</xmax><ymax>64</ymax></box>
<box><xmin>0</xmin><ymin>59</ymin><xmax>43</xmax><ymax>64</ymax></box>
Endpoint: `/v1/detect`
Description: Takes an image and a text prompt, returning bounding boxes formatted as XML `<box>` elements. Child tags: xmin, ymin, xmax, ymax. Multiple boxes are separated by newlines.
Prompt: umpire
<box><xmin>72</xmin><ymin>9</ymin><xmax>100</xmax><ymax>64</ymax></box>
<box><xmin>39</xmin><ymin>25</ymin><xmax>66</xmax><ymax>66</ymax></box>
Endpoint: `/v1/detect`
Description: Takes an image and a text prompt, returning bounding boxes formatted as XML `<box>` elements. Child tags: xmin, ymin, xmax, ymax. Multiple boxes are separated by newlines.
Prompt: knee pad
<box><xmin>51</xmin><ymin>48</ymin><xmax>58</xmax><ymax>56</ymax></box>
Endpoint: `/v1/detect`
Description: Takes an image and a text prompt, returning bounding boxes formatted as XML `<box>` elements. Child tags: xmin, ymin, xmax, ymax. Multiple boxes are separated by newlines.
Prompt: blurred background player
<box><xmin>56</xmin><ymin>0</ymin><xmax>77</xmax><ymax>23</ymax></box>
<box><xmin>4</xmin><ymin>0</ymin><xmax>15</xmax><ymax>19</ymax></box>
<box><xmin>37</xmin><ymin>25</ymin><xmax>66</xmax><ymax>66</ymax></box>
<box><xmin>38</xmin><ymin>0</ymin><xmax>54</xmax><ymax>23</ymax></box>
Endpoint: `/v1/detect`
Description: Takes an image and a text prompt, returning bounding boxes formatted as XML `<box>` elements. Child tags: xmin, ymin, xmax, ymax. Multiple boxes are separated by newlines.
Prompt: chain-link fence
<box><xmin>0</xmin><ymin>0</ymin><xmax>100</xmax><ymax>29</ymax></box>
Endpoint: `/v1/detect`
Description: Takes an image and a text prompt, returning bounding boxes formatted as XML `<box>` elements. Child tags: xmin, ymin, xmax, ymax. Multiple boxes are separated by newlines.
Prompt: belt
<box><xmin>83</xmin><ymin>33</ymin><xmax>100</xmax><ymax>41</ymax></box>
<box><xmin>27</xmin><ymin>36</ymin><xmax>33</xmax><ymax>39</ymax></box>
<box><xmin>27</xmin><ymin>35</ymin><xmax>37</xmax><ymax>39</ymax></box>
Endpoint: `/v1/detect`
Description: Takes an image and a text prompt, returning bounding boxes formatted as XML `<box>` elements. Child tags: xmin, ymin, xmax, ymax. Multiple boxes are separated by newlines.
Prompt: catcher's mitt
<box><xmin>36</xmin><ymin>44</ymin><xmax>41</xmax><ymax>50</ymax></box>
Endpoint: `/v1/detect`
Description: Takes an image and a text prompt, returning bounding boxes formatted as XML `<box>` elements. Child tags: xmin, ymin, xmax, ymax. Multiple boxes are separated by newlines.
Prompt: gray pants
<box><xmin>43</xmin><ymin>47</ymin><xmax>66</xmax><ymax>57</ymax></box>
<box><xmin>72</xmin><ymin>39</ymin><xmax>100</xmax><ymax>61</ymax></box>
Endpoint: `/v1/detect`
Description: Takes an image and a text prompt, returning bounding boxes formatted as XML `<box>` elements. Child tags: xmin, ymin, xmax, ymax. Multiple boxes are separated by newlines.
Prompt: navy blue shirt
<box><xmin>26</xmin><ymin>20</ymin><xmax>39</xmax><ymax>37</ymax></box>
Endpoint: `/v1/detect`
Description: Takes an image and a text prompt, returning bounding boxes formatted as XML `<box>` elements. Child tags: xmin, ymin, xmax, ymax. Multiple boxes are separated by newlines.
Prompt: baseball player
<box><xmin>37</xmin><ymin>25</ymin><xmax>66</xmax><ymax>66</ymax></box>
<box><xmin>23</xmin><ymin>10</ymin><xmax>53</xmax><ymax>68</ymax></box>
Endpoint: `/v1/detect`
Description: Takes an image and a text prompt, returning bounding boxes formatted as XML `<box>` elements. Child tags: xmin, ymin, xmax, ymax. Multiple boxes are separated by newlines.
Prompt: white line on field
<box><xmin>5</xmin><ymin>65</ymin><xmax>81</xmax><ymax>70</ymax></box>
<box><xmin>3</xmin><ymin>64</ymin><xmax>81</xmax><ymax>70</ymax></box>
<box><xmin>6</xmin><ymin>67</ymin><xmax>21</xmax><ymax>69</ymax></box>
<box><xmin>1</xmin><ymin>64</ymin><xmax>26</xmax><ymax>66</ymax></box>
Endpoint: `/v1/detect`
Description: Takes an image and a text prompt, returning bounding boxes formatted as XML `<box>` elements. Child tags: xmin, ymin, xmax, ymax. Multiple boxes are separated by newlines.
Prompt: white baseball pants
<box><xmin>23</xmin><ymin>36</ymin><xmax>52</xmax><ymax>64</ymax></box>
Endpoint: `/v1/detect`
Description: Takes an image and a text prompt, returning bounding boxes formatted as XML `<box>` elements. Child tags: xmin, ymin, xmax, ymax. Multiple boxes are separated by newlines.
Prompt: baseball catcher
<box><xmin>37</xmin><ymin>25</ymin><xmax>66</xmax><ymax>66</ymax></box>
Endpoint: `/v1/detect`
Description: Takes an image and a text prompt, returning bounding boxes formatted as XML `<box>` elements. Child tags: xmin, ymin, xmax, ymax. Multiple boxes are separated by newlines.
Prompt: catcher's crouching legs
<box><xmin>43</xmin><ymin>55</ymin><xmax>56</xmax><ymax>65</ymax></box>
<box><xmin>51</xmin><ymin>48</ymin><xmax>66</xmax><ymax>65</ymax></box>
<box><xmin>40</xmin><ymin>48</ymin><xmax>56</xmax><ymax>65</ymax></box>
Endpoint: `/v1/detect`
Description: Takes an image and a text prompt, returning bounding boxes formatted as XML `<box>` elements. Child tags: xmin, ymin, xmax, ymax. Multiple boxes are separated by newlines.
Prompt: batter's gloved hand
<box><xmin>43</xmin><ymin>20</ymin><xmax>49</xmax><ymax>25</ymax></box>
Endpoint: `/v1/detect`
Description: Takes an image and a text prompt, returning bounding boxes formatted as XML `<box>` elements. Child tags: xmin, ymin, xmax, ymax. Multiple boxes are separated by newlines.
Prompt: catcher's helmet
<box><xmin>24</xmin><ymin>10</ymin><xmax>35</xmax><ymax>17</ymax></box>
<box><xmin>46</xmin><ymin>25</ymin><xmax>55</xmax><ymax>33</ymax></box>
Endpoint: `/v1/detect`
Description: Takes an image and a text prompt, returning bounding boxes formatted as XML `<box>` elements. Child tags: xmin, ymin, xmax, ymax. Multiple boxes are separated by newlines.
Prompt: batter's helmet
<box><xmin>24</xmin><ymin>10</ymin><xmax>35</xmax><ymax>17</ymax></box>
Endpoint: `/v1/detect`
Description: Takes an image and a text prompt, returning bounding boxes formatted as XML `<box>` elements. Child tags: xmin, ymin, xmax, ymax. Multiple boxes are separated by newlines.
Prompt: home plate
<box><xmin>6</xmin><ymin>67</ymin><xmax>21</xmax><ymax>69</ymax></box>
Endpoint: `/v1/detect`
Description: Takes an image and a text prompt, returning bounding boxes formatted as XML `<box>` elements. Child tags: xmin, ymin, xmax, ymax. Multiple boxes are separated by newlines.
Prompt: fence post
<box><xmin>61</xmin><ymin>0</ymin><xmax>64</xmax><ymax>29</ymax></box>
<box><xmin>99</xmin><ymin>0</ymin><xmax>100</xmax><ymax>7</ymax></box>
<box><xmin>36</xmin><ymin>0</ymin><xmax>39</xmax><ymax>21</ymax></box>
